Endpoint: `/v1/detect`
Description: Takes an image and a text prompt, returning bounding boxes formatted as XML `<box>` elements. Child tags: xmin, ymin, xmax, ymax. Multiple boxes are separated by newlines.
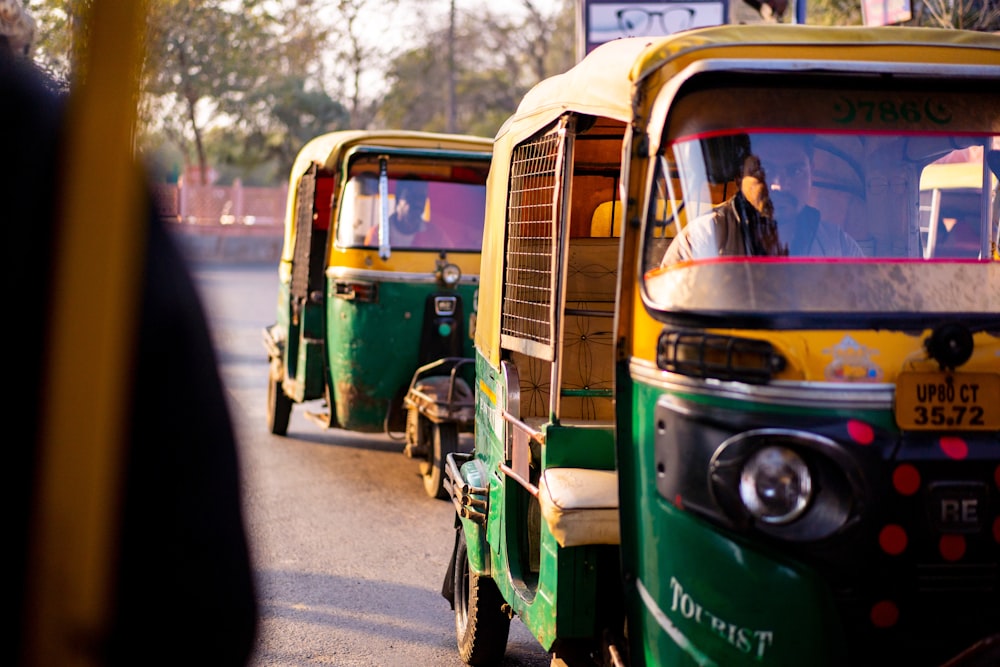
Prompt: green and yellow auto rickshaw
<box><xmin>263</xmin><ymin>131</ymin><xmax>491</xmax><ymax>497</ymax></box>
<box><xmin>442</xmin><ymin>26</ymin><xmax>999</xmax><ymax>667</ymax></box>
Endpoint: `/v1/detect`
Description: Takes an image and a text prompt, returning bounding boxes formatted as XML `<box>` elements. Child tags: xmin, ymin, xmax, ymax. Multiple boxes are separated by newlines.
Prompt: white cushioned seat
<box><xmin>538</xmin><ymin>467</ymin><xmax>620</xmax><ymax>547</ymax></box>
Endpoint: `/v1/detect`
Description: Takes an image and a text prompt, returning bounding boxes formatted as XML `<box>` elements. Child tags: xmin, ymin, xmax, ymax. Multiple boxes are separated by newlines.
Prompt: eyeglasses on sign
<box><xmin>616</xmin><ymin>6</ymin><xmax>696</xmax><ymax>36</ymax></box>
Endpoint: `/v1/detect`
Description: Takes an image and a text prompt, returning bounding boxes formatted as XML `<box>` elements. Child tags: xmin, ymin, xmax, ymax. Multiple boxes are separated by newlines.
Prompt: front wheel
<box><xmin>420</xmin><ymin>422</ymin><xmax>457</xmax><ymax>500</ymax></box>
<box><xmin>267</xmin><ymin>364</ymin><xmax>292</xmax><ymax>436</ymax></box>
<box><xmin>454</xmin><ymin>530</ymin><xmax>510</xmax><ymax>665</ymax></box>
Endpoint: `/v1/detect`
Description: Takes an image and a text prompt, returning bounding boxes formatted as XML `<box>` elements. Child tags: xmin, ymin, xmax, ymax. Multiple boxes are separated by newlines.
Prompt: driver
<box><xmin>365</xmin><ymin>179</ymin><xmax>429</xmax><ymax>247</ymax></box>
<box><xmin>663</xmin><ymin>134</ymin><xmax>864</xmax><ymax>263</ymax></box>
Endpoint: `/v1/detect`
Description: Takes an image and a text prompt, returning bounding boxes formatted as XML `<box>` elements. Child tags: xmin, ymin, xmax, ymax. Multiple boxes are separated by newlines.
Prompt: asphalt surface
<box><xmin>191</xmin><ymin>262</ymin><xmax>551</xmax><ymax>667</ymax></box>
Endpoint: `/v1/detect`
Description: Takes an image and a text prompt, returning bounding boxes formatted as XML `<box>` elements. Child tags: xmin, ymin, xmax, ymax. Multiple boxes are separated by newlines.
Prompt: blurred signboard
<box><xmin>578</xmin><ymin>0</ymin><xmax>726</xmax><ymax>57</ymax></box>
<box><xmin>861</xmin><ymin>0</ymin><xmax>912</xmax><ymax>26</ymax></box>
<box><xmin>576</xmin><ymin>0</ymin><xmax>802</xmax><ymax>60</ymax></box>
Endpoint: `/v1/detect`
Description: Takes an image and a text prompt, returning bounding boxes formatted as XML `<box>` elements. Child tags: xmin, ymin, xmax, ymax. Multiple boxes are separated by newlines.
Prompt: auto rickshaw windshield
<box><xmin>335</xmin><ymin>155</ymin><xmax>488</xmax><ymax>252</ymax></box>
<box><xmin>641</xmin><ymin>82</ymin><xmax>1000</xmax><ymax>322</ymax></box>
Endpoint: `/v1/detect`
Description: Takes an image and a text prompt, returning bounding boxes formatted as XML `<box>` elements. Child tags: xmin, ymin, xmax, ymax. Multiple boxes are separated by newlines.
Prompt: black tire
<box><xmin>454</xmin><ymin>530</ymin><xmax>510</xmax><ymax>665</ymax></box>
<box><xmin>267</xmin><ymin>365</ymin><xmax>292</xmax><ymax>436</ymax></box>
<box><xmin>421</xmin><ymin>422</ymin><xmax>457</xmax><ymax>500</ymax></box>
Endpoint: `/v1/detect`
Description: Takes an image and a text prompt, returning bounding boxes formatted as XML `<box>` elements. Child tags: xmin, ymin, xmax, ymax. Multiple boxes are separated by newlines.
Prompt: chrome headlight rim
<box><xmin>440</xmin><ymin>262</ymin><xmax>461</xmax><ymax>286</ymax></box>
<box><xmin>738</xmin><ymin>445</ymin><xmax>813</xmax><ymax>525</ymax></box>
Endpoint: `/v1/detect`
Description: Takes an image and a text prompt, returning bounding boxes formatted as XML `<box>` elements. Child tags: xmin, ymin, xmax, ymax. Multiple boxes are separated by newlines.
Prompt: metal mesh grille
<box><xmin>501</xmin><ymin>131</ymin><xmax>561</xmax><ymax>350</ymax></box>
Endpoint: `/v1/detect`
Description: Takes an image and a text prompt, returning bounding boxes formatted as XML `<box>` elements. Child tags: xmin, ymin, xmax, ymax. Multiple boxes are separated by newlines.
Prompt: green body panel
<box><xmin>619</xmin><ymin>375</ymin><xmax>847</xmax><ymax>666</ymax></box>
<box><xmin>275</xmin><ymin>280</ymin><xmax>291</xmax><ymax>342</ymax></box>
<box><xmin>270</xmin><ymin>279</ymin><xmax>324</xmax><ymax>402</ymax></box>
<box><xmin>327</xmin><ymin>278</ymin><xmax>477</xmax><ymax>432</ymax></box>
<box><xmin>273</xmin><ymin>279</ymin><xmax>295</xmax><ymax>370</ymax></box>
<box><xmin>270</xmin><ymin>277</ymin><xmax>326</xmax><ymax>401</ymax></box>
<box><xmin>470</xmin><ymin>351</ymin><xmax>619</xmax><ymax>651</ymax></box>
<box><xmin>458</xmin><ymin>459</ymin><xmax>491</xmax><ymax>575</ymax></box>
<box><xmin>293</xmin><ymin>303</ymin><xmax>327</xmax><ymax>401</ymax></box>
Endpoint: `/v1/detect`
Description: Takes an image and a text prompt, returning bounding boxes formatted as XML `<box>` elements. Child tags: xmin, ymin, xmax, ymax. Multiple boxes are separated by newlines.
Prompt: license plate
<box><xmin>895</xmin><ymin>372</ymin><xmax>1000</xmax><ymax>431</ymax></box>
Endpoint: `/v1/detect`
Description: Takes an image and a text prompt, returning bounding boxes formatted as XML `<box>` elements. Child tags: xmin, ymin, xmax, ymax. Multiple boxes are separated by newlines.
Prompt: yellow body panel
<box><xmin>326</xmin><ymin>246</ymin><xmax>484</xmax><ymax>275</ymax></box>
<box><xmin>630</xmin><ymin>283</ymin><xmax>1000</xmax><ymax>383</ymax></box>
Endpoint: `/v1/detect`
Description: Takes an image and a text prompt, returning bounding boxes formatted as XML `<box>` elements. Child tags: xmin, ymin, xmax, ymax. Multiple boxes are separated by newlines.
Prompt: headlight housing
<box><xmin>710</xmin><ymin>429</ymin><xmax>862</xmax><ymax>542</ymax></box>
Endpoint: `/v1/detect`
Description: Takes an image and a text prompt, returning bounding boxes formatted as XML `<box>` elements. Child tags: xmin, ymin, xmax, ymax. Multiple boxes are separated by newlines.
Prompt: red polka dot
<box><xmin>893</xmin><ymin>464</ymin><xmax>921</xmax><ymax>496</ymax></box>
<box><xmin>939</xmin><ymin>437</ymin><xmax>968</xmax><ymax>460</ymax></box>
<box><xmin>847</xmin><ymin>420</ymin><xmax>875</xmax><ymax>445</ymax></box>
<box><xmin>939</xmin><ymin>534</ymin><xmax>966</xmax><ymax>561</ymax></box>
<box><xmin>993</xmin><ymin>517</ymin><xmax>1000</xmax><ymax>544</ymax></box>
<box><xmin>870</xmin><ymin>600</ymin><xmax>899</xmax><ymax>628</ymax></box>
<box><xmin>879</xmin><ymin>525</ymin><xmax>908</xmax><ymax>555</ymax></box>
<box><xmin>674</xmin><ymin>494</ymin><xmax>683</xmax><ymax>508</ymax></box>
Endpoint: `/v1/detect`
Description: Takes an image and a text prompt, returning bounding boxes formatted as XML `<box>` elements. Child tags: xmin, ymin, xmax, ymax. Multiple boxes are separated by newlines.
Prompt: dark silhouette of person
<box><xmin>4</xmin><ymin>23</ymin><xmax>257</xmax><ymax>667</ymax></box>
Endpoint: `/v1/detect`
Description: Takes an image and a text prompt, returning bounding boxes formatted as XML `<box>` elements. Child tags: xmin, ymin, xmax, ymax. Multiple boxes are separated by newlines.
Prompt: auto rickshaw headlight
<box><xmin>709</xmin><ymin>429</ymin><xmax>862</xmax><ymax>542</ymax></box>
<box><xmin>738</xmin><ymin>446</ymin><xmax>812</xmax><ymax>524</ymax></box>
<box><xmin>440</xmin><ymin>262</ymin><xmax>461</xmax><ymax>286</ymax></box>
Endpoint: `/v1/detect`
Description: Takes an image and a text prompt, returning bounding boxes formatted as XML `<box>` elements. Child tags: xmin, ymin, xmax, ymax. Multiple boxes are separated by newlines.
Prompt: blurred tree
<box><xmin>912</xmin><ymin>0</ymin><xmax>1000</xmax><ymax>29</ymax></box>
<box><xmin>806</xmin><ymin>0</ymin><xmax>863</xmax><ymax>25</ymax></box>
<box><xmin>196</xmin><ymin>0</ymin><xmax>350</xmax><ymax>184</ymax></box>
<box><xmin>25</xmin><ymin>0</ymin><xmax>579</xmax><ymax>182</ymax></box>
<box><xmin>809</xmin><ymin>0</ymin><xmax>999</xmax><ymax>27</ymax></box>
<box><xmin>223</xmin><ymin>74</ymin><xmax>350</xmax><ymax>184</ymax></box>
<box><xmin>376</xmin><ymin>0</ymin><xmax>575</xmax><ymax>138</ymax></box>
<box><xmin>327</xmin><ymin>0</ymin><xmax>400</xmax><ymax>128</ymax></box>
<box><xmin>25</xmin><ymin>0</ymin><xmax>86</xmax><ymax>86</ymax></box>
<box><xmin>28</xmin><ymin>0</ymin><xmax>342</xmax><ymax>185</ymax></box>
<box><xmin>143</xmin><ymin>0</ymin><xmax>282</xmax><ymax>185</ymax></box>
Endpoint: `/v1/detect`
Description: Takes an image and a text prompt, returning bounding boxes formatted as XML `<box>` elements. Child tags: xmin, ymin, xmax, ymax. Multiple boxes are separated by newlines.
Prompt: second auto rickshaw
<box><xmin>442</xmin><ymin>25</ymin><xmax>1000</xmax><ymax>667</ymax></box>
<box><xmin>263</xmin><ymin>130</ymin><xmax>491</xmax><ymax>497</ymax></box>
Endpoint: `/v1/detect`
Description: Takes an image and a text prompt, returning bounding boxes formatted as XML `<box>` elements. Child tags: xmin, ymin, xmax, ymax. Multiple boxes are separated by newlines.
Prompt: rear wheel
<box><xmin>454</xmin><ymin>530</ymin><xmax>510</xmax><ymax>665</ymax></box>
<box><xmin>404</xmin><ymin>406</ymin><xmax>429</xmax><ymax>458</ymax></box>
<box><xmin>421</xmin><ymin>422</ymin><xmax>457</xmax><ymax>500</ymax></box>
<box><xmin>267</xmin><ymin>363</ymin><xmax>292</xmax><ymax>436</ymax></box>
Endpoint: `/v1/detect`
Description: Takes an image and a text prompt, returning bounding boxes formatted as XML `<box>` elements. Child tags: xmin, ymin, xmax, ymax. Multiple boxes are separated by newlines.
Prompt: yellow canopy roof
<box><xmin>493</xmin><ymin>36</ymin><xmax>650</xmax><ymax>148</ymax></box>
<box><xmin>632</xmin><ymin>24</ymin><xmax>1000</xmax><ymax>86</ymax></box>
<box><xmin>289</xmin><ymin>129</ymin><xmax>492</xmax><ymax>184</ymax></box>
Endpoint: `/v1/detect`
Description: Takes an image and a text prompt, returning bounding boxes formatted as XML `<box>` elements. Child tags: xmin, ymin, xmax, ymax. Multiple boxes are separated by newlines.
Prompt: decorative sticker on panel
<box><xmin>824</xmin><ymin>335</ymin><xmax>883</xmax><ymax>382</ymax></box>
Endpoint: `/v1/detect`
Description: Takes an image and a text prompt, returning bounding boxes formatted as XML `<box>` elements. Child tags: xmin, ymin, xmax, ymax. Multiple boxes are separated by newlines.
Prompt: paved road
<box><xmin>190</xmin><ymin>262</ymin><xmax>550</xmax><ymax>667</ymax></box>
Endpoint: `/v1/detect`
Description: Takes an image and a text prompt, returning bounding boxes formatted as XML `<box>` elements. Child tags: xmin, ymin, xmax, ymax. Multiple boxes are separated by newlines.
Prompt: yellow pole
<box><xmin>23</xmin><ymin>1</ymin><xmax>148</xmax><ymax>665</ymax></box>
